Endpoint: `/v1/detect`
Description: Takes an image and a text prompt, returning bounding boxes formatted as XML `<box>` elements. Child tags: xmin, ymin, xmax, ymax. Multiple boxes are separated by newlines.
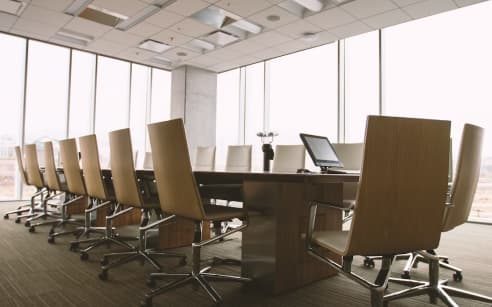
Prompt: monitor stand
<box><xmin>319</xmin><ymin>166</ymin><xmax>345</xmax><ymax>174</ymax></box>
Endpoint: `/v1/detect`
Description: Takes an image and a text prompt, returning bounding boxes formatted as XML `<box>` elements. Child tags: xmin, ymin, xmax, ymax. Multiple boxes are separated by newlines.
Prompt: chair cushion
<box><xmin>312</xmin><ymin>230</ymin><xmax>349</xmax><ymax>255</ymax></box>
<box><xmin>203</xmin><ymin>204</ymin><xmax>247</xmax><ymax>221</ymax></box>
<box><xmin>199</xmin><ymin>184</ymin><xmax>243</xmax><ymax>202</ymax></box>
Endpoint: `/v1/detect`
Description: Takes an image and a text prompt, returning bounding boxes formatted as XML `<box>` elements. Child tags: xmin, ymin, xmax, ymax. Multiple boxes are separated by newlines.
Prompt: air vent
<box><xmin>0</xmin><ymin>0</ymin><xmax>26</xmax><ymax>16</ymax></box>
<box><xmin>53</xmin><ymin>29</ymin><xmax>94</xmax><ymax>46</ymax></box>
<box><xmin>78</xmin><ymin>5</ymin><xmax>127</xmax><ymax>27</ymax></box>
<box><xmin>203</xmin><ymin>30</ymin><xmax>239</xmax><ymax>47</ymax></box>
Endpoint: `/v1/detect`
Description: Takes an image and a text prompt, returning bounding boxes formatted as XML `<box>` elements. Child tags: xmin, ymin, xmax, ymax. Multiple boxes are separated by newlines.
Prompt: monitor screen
<box><xmin>299</xmin><ymin>133</ymin><xmax>343</xmax><ymax>168</ymax></box>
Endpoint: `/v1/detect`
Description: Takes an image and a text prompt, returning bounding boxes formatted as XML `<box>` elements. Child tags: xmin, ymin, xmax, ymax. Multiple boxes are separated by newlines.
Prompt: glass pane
<box><xmin>344</xmin><ymin>31</ymin><xmax>379</xmax><ymax>142</ymax></box>
<box><xmin>268</xmin><ymin>44</ymin><xmax>338</xmax><ymax>169</ymax></box>
<box><xmin>130</xmin><ymin>64</ymin><xmax>151</xmax><ymax>165</ymax></box>
<box><xmin>94</xmin><ymin>56</ymin><xmax>131</xmax><ymax>167</ymax></box>
<box><xmin>0</xmin><ymin>34</ymin><xmax>26</xmax><ymax>200</ymax></box>
<box><xmin>382</xmin><ymin>1</ymin><xmax>492</xmax><ymax>221</ymax></box>
<box><xmin>244</xmin><ymin>63</ymin><xmax>264</xmax><ymax>171</ymax></box>
<box><xmin>216</xmin><ymin>69</ymin><xmax>240</xmax><ymax>170</ymax></box>
<box><xmin>69</xmin><ymin>50</ymin><xmax>95</xmax><ymax>138</ymax></box>
<box><xmin>150</xmin><ymin>68</ymin><xmax>171</xmax><ymax>123</ymax></box>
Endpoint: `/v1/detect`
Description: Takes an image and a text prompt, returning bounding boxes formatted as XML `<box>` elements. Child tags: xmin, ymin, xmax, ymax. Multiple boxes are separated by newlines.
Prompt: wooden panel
<box><xmin>66</xmin><ymin>196</ymin><xmax>87</xmax><ymax>215</ymax></box>
<box><xmin>159</xmin><ymin>218</ymin><xmax>211</xmax><ymax>249</ymax></box>
<box><xmin>95</xmin><ymin>205</ymin><xmax>142</xmax><ymax>227</ymax></box>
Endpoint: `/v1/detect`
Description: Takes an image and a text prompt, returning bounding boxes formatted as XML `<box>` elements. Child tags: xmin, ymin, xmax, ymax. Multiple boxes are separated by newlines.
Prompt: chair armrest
<box><xmin>140</xmin><ymin>214</ymin><xmax>176</xmax><ymax>232</ymax></box>
<box><xmin>85</xmin><ymin>200</ymin><xmax>112</xmax><ymax>213</ymax></box>
<box><xmin>107</xmin><ymin>205</ymin><xmax>134</xmax><ymax>220</ymax></box>
<box><xmin>306</xmin><ymin>201</ymin><xmax>343</xmax><ymax>250</ymax></box>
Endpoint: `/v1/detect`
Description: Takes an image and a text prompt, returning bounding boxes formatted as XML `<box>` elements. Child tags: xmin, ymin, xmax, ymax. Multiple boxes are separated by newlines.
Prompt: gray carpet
<box><xmin>1</xmin><ymin>202</ymin><xmax>491</xmax><ymax>307</ymax></box>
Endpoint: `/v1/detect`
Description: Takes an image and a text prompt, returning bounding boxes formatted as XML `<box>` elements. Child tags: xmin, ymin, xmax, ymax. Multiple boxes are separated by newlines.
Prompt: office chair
<box><xmin>306</xmin><ymin>115</ymin><xmax>451</xmax><ymax>307</ymax></box>
<box><xmin>271</xmin><ymin>144</ymin><xmax>305</xmax><ymax>173</ymax></box>
<box><xmin>4</xmin><ymin>146</ymin><xmax>46</xmax><ymax>220</ymax></box>
<box><xmin>142</xmin><ymin>118</ymin><xmax>250</xmax><ymax>306</ymax></box>
<box><xmin>69</xmin><ymin>134</ymin><xmax>135</xmax><ymax>260</ymax></box>
<box><xmin>28</xmin><ymin>141</ymin><xmax>83</xmax><ymax>233</ymax></box>
<box><xmin>385</xmin><ymin>123</ymin><xmax>492</xmax><ymax>306</ymax></box>
<box><xmin>193</xmin><ymin>146</ymin><xmax>216</xmax><ymax>171</ymax></box>
<box><xmin>98</xmin><ymin>128</ymin><xmax>186</xmax><ymax>280</ymax></box>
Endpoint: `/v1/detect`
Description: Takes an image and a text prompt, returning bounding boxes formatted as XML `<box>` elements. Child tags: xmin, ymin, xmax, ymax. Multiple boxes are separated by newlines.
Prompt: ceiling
<box><xmin>0</xmin><ymin>0</ymin><xmax>486</xmax><ymax>72</ymax></box>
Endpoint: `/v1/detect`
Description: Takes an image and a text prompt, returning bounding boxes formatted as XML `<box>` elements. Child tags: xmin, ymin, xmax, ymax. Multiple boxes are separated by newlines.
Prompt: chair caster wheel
<box><xmin>4</xmin><ymin>214</ymin><xmax>8</xmax><ymax>219</ymax></box>
<box><xmin>25</xmin><ymin>221</ymin><xmax>31</xmax><ymax>227</ymax></box>
<box><xmin>363</xmin><ymin>258</ymin><xmax>375</xmax><ymax>268</ymax></box>
<box><xmin>17</xmin><ymin>211</ymin><xmax>22</xmax><ymax>216</ymax></box>
<box><xmin>48</xmin><ymin>236</ymin><xmax>55</xmax><ymax>244</ymax></box>
<box><xmin>179</xmin><ymin>257</ymin><xmax>187</xmax><ymax>266</ymax></box>
<box><xmin>141</xmin><ymin>297</ymin><xmax>153</xmax><ymax>307</ymax></box>
<box><xmin>146</xmin><ymin>278</ymin><xmax>156</xmax><ymax>288</ymax></box>
<box><xmin>453</xmin><ymin>272</ymin><xmax>463</xmax><ymax>282</ymax></box>
<box><xmin>29</xmin><ymin>226</ymin><xmax>35</xmax><ymax>233</ymax></box>
<box><xmin>101</xmin><ymin>257</ymin><xmax>108</xmax><ymax>266</ymax></box>
<box><xmin>80</xmin><ymin>252</ymin><xmax>89</xmax><ymax>261</ymax></box>
<box><xmin>401</xmin><ymin>271</ymin><xmax>411</xmax><ymax>279</ymax></box>
<box><xmin>15</xmin><ymin>218</ymin><xmax>20</xmax><ymax>224</ymax></box>
<box><xmin>98</xmin><ymin>270</ymin><xmax>108</xmax><ymax>281</ymax></box>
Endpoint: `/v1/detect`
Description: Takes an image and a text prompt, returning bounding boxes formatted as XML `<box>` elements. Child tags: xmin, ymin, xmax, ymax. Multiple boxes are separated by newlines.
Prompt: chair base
<box><xmin>74</xmin><ymin>235</ymin><xmax>137</xmax><ymax>260</ymax></box>
<box><xmin>47</xmin><ymin>219</ymin><xmax>85</xmax><ymax>243</ymax></box>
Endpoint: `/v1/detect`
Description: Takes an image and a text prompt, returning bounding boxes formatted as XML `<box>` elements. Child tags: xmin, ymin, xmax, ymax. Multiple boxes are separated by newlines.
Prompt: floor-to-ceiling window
<box><xmin>130</xmin><ymin>64</ymin><xmax>151</xmax><ymax>166</ymax></box>
<box><xmin>150</xmin><ymin>68</ymin><xmax>172</xmax><ymax>124</ymax></box>
<box><xmin>382</xmin><ymin>1</ymin><xmax>492</xmax><ymax>221</ymax></box>
<box><xmin>0</xmin><ymin>34</ymin><xmax>26</xmax><ymax>200</ymax></box>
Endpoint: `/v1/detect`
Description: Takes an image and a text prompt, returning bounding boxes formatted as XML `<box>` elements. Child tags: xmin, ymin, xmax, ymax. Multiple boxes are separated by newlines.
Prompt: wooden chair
<box><xmin>98</xmin><ymin>128</ymin><xmax>186</xmax><ymax>281</ymax></box>
<box><xmin>306</xmin><ymin>116</ymin><xmax>451</xmax><ymax>307</ymax></box>
<box><xmin>385</xmin><ymin>123</ymin><xmax>492</xmax><ymax>306</ymax></box>
<box><xmin>272</xmin><ymin>144</ymin><xmax>305</xmax><ymax>173</ymax></box>
<box><xmin>4</xmin><ymin>146</ymin><xmax>46</xmax><ymax>221</ymax></box>
<box><xmin>193</xmin><ymin>146</ymin><xmax>216</xmax><ymax>171</ymax></box>
<box><xmin>142</xmin><ymin>118</ymin><xmax>250</xmax><ymax>306</ymax></box>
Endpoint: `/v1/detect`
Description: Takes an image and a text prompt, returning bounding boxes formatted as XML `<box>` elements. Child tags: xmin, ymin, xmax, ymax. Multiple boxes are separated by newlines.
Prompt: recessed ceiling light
<box><xmin>176</xmin><ymin>51</ymin><xmax>188</xmax><ymax>57</ymax></box>
<box><xmin>301</xmin><ymin>32</ymin><xmax>319</xmax><ymax>42</ymax></box>
<box><xmin>266</xmin><ymin>15</ymin><xmax>280</xmax><ymax>22</ymax></box>
<box><xmin>292</xmin><ymin>0</ymin><xmax>323</xmax><ymax>12</ymax></box>
<box><xmin>0</xmin><ymin>0</ymin><xmax>27</xmax><ymax>16</ymax></box>
<box><xmin>53</xmin><ymin>29</ymin><xmax>94</xmax><ymax>46</ymax></box>
<box><xmin>138</xmin><ymin>39</ymin><xmax>171</xmax><ymax>53</ymax></box>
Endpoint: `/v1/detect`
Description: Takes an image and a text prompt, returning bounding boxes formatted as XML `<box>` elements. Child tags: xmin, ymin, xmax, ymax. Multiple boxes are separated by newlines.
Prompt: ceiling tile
<box><xmin>87</xmin><ymin>39</ymin><xmax>127</xmax><ymax>55</ymax></box>
<box><xmin>208</xmin><ymin>61</ymin><xmax>238</xmax><ymax>72</ymax></box>
<box><xmin>165</xmin><ymin>0</ymin><xmax>211</xmax><ymax>16</ymax></box>
<box><xmin>12</xmin><ymin>18</ymin><xmax>59</xmax><ymax>38</ymax></box>
<box><xmin>305</xmin><ymin>7</ymin><xmax>356</xmax><ymax>30</ymax></box>
<box><xmin>117</xmin><ymin>47</ymin><xmax>156</xmax><ymax>60</ymax></box>
<box><xmin>30</xmin><ymin>0</ymin><xmax>72</xmax><ymax>12</ymax></box>
<box><xmin>10</xmin><ymin>28</ymin><xmax>52</xmax><ymax>41</ymax></box>
<box><xmin>248</xmin><ymin>6</ymin><xmax>299</xmax><ymax>29</ymax></box>
<box><xmin>185</xmin><ymin>54</ymin><xmax>222</xmax><ymax>67</ymax></box>
<box><xmin>247</xmin><ymin>30</ymin><xmax>291</xmax><ymax>47</ymax></box>
<box><xmin>363</xmin><ymin>8</ymin><xmax>411</xmax><ymax>29</ymax></box>
<box><xmin>0</xmin><ymin>12</ymin><xmax>17</xmax><ymax>31</ymax></box>
<box><xmin>341</xmin><ymin>0</ymin><xmax>398</xmax><ymax>19</ymax></box>
<box><xmin>276</xmin><ymin>20</ymin><xmax>322</xmax><ymax>39</ymax></box>
<box><xmin>227</xmin><ymin>39</ymin><xmax>267</xmax><ymax>53</ymax></box>
<box><xmin>170</xmin><ymin>17</ymin><xmax>215</xmax><ymax>37</ymax></box>
<box><xmin>64</xmin><ymin>17</ymin><xmax>112</xmax><ymax>38</ymax></box>
<box><xmin>91</xmin><ymin>0</ymin><xmax>147</xmax><ymax>17</ymax></box>
<box><xmin>206</xmin><ymin>46</ymin><xmax>245</xmax><ymax>60</ymax></box>
<box><xmin>274</xmin><ymin>39</ymin><xmax>308</xmax><ymax>54</ymax></box>
<box><xmin>227</xmin><ymin>54</ymin><xmax>261</xmax><ymax>67</ymax></box>
<box><xmin>160</xmin><ymin>46</ymin><xmax>201</xmax><ymax>61</ymax></box>
<box><xmin>391</xmin><ymin>0</ymin><xmax>426</xmax><ymax>6</ymax></box>
<box><xmin>102</xmin><ymin>29</ymin><xmax>143</xmax><ymax>45</ymax></box>
<box><xmin>304</xmin><ymin>31</ymin><xmax>337</xmax><ymax>47</ymax></box>
<box><xmin>252</xmin><ymin>46</ymin><xmax>282</xmax><ymax>60</ymax></box>
<box><xmin>152</xmin><ymin>29</ymin><xmax>192</xmax><ymax>46</ymax></box>
<box><xmin>215</xmin><ymin>0</ymin><xmax>272</xmax><ymax>17</ymax></box>
<box><xmin>127</xmin><ymin>22</ymin><xmax>162</xmax><ymax>37</ymax></box>
<box><xmin>20</xmin><ymin>4</ymin><xmax>72</xmax><ymax>28</ymax></box>
<box><xmin>454</xmin><ymin>0</ymin><xmax>487</xmax><ymax>7</ymax></box>
<box><xmin>402</xmin><ymin>0</ymin><xmax>457</xmax><ymax>19</ymax></box>
<box><xmin>328</xmin><ymin>21</ymin><xmax>372</xmax><ymax>39</ymax></box>
<box><xmin>145</xmin><ymin>9</ymin><xmax>183</xmax><ymax>28</ymax></box>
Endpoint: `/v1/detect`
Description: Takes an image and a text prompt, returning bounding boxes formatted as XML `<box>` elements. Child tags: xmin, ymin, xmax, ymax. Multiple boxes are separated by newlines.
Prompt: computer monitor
<box><xmin>300</xmin><ymin>133</ymin><xmax>343</xmax><ymax>172</ymax></box>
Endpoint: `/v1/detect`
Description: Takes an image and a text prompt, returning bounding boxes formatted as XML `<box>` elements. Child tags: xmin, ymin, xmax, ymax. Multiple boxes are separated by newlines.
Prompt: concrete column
<box><xmin>170</xmin><ymin>66</ymin><xmax>217</xmax><ymax>151</ymax></box>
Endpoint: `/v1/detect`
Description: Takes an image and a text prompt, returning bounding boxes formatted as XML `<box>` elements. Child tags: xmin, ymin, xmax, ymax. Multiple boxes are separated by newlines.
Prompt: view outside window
<box><xmin>383</xmin><ymin>1</ymin><xmax>492</xmax><ymax>220</ymax></box>
<box><xmin>268</xmin><ymin>44</ymin><xmax>338</xmax><ymax>168</ymax></box>
<box><xmin>94</xmin><ymin>56</ymin><xmax>131</xmax><ymax>167</ymax></box>
<box><xmin>344</xmin><ymin>31</ymin><xmax>379</xmax><ymax>143</ymax></box>
<box><xmin>130</xmin><ymin>64</ymin><xmax>151</xmax><ymax>164</ymax></box>
<box><xmin>69</xmin><ymin>50</ymin><xmax>96</xmax><ymax>138</ymax></box>
<box><xmin>0</xmin><ymin>34</ymin><xmax>26</xmax><ymax>200</ymax></box>
<box><xmin>216</xmin><ymin>69</ymin><xmax>241</xmax><ymax>170</ymax></box>
<box><xmin>150</xmin><ymin>68</ymin><xmax>172</xmax><ymax>124</ymax></box>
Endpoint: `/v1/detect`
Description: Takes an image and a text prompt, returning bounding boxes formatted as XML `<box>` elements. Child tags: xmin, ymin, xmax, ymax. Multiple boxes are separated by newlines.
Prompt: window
<box><xmin>150</xmin><ymin>68</ymin><xmax>172</xmax><ymax>123</ymax></box>
<box><xmin>69</xmin><ymin>50</ymin><xmax>96</xmax><ymax>138</ymax></box>
<box><xmin>0</xmin><ymin>34</ymin><xmax>26</xmax><ymax>200</ymax></box>
<box><xmin>130</xmin><ymin>64</ymin><xmax>151</xmax><ymax>164</ymax></box>
<box><xmin>215</xmin><ymin>69</ymin><xmax>241</xmax><ymax>170</ymax></box>
<box><xmin>382</xmin><ymin>1</ymin><xmax>492</xmax><ymax>221</ymax></box>
<box><xmin>344</xmin><ymin>31</ymin><xmax>380</xmax><ymax>142</ymax></box>
<box><xmin>94</xmin><ymin>56</ymin><xmax>131</xmax><ymax>167</ymax></box>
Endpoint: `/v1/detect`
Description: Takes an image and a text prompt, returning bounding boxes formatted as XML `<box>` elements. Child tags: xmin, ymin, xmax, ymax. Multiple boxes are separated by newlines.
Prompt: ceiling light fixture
<box><xmin>138</xmin><ymin>39</ymin><xmax>171</xmax><ymax>53</ymax></box>
<box><xmin>266</xmin><ymin>14</ymin><xmax>280</xmax><ymax>22</ymax></box>
<box><xmin>53</xmin><ymin>29</ymin><xmax>94</xmax><ymax>46</ymax></box>
<box><xmin>64</xmin><ymin>0</ymin><xmax>93</xmax><ymax>16</ymax></box>
<box><xmin>301</xmin><ymin>32</ymin><xmax>319</xmax><ymax>42</ymax></box>
<box><xmin>230</xmin><ymin>19</ymin><xmax>262</xmax><ymax>34</ymax></box>
<box><xmin>116</xmin><ymin>0</ymin><xmax>177</xmax><ymax>31</ymax></box>
<box><xmin>190</xmin><ymin>39</ymin><xmax>215</xmax><ymax>51</ymax></box>
<box><xmin>151</xmin><ymin>55</ymin><xmax>172</xmax><ymax>66</ymax></box>
<box><xmin>292</xmin><ymin>0</ymin><xmax>323</xmax><ymax>12</ymax></box>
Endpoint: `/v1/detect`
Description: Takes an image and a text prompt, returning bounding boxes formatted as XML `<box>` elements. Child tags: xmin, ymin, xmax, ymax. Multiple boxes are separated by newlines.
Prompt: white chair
<box><xmin>225</xmin><ymin>145</ymin><xmax>252</xmax><ymax>172</ymax></box>
<box><xmin>272</xmin><ymin>145</ymin><xmax>305</xmax><ymax>173</ymax></box>
<box><xmin>193</xmin><ymin>146</ymin><xmax>216</xmax><ymax>171</ymax></box>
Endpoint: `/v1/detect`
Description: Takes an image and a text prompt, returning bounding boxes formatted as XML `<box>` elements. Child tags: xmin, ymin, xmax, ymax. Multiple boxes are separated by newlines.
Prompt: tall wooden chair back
<box><xmin>14</xmin><ymin>146</ymin><xmax>28</xmax><ymax>185</ymax></box>
<box><xmin>24</xmin><ymin>144</ymin><xmax>45</xmax><ymax>189</ymax></box>
<box><xmin>59</xmin><ymin>138</ymin><xmax>86</xmax><ymax>195</ymax></box>
<box><xmin>43</xmin><ymin>142</ymin><xmax>63</xmax><ymax>192</ymax></box>
<box><xmin>79</xmin><ymin>134</ymin><xmax>109</xmax><ymax>200</ymax></box>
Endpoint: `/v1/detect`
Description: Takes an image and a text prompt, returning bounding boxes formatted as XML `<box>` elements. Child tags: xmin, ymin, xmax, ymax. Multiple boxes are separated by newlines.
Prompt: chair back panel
<box><xmin>79</xmin><ymin>135</ymin><xmax>108</xmax><ymax>200</ymax></box>
<box><xmin>43</xmin><ymin>142</ymin><xmax>63</xmax><ymax>191</ymax></box>
<box><xmin>194</xmin><ymin>146</ymin><xmax>216</xmax><ymax>171</ymax></box>
<box><xmin>14</xmin><ymin>146</ymin><xmax>28</xmax><ymax>185</ymax></box>
<box><xmin>442</xmin><ymin>124</ymin><xmax>483</xmax><ymax>232</ymax></box>
<box><xmin>59</xmin><ymin>138</ymin><xmax>86</xmax><ymax>195</ymax></box>
<box><xmin>272</xmin><ymin>145</ymin><xmax>305</xmax><ymax>172</ymax></box>
<box><xmin>346</xmin><ymin>116</ymin><xmax>450</xmax><ymax>256</ymax></box>
<box><xmin>109</xmin><ymin>129</ymin><xmax>143</xmax><ymax>207</ymax></box>
<box><xmin>226</xmin><ymin>145</ymin><xmax>252</xmax><ymax>172</ymax></box>
<box><xmin>331</xmin><ymin>143</ymin><xmax>364</xmax><ymax>170</ymax></box>
<box><xmin>24</xmin><ymin>144</ymin><xmax>44</xmax><ymax>188</ymax></box>
<box><xmin>148</xmin><ymin>119</ymin><xmax>205</xmax><ymax>220</ymax></box>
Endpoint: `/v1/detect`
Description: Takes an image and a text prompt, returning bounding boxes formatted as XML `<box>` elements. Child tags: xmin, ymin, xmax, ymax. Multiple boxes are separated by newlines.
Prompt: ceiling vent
<box><xmin>0</xmin><ymin>0</ymin><xmax>27</xmax><ymax>16</ymax></box>
<box><xmin>78</xmin><ymin>5</ymin><xmax>128</xmax><ymax>27</ymax></box>
<box><xmin>53</xmin><ymin>29</ymin><xmax>94</xmax><ymax>46</ymax></box>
